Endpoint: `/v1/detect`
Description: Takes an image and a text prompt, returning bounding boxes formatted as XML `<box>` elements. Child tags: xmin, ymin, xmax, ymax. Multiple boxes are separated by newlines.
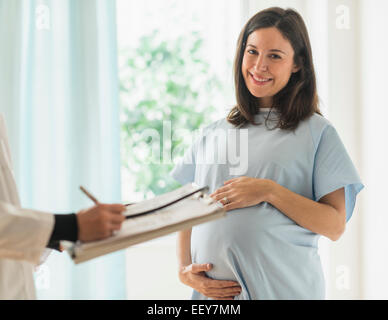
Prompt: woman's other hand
<box><xmin>178</xmin><ymin>263</ymin><xmax>241</xmax><ymax>300</ymax></box>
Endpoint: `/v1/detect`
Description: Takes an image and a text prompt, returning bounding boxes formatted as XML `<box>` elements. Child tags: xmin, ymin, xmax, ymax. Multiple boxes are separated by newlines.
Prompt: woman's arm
<box><xmin>177</xmin><ymin>228</ymin><xmax>193</xmax><ymax>270</ymax></box>
<box><xmin>210</xmin><ymin>177</ymin><xmax>346</xmax><ymax>241</ymax></box>
<box><xmin>267</xmin><ymin>182</ymin><xmax>346</xmax><ymax>241</ymax></box>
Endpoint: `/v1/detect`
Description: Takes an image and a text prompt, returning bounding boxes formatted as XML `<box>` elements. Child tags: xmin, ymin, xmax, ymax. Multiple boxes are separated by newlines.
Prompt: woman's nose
<box><xmin>254</xmin><ymin>56</ymin><xmax>268</xmax><ymax>72</ymax></box>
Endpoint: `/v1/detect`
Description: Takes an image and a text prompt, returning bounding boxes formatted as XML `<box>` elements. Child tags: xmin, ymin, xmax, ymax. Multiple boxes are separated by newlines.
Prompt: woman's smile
<box><xmin>249</xmin><ymin>72</ymin><xmax>273</xmax><ymax>86</ymax></box>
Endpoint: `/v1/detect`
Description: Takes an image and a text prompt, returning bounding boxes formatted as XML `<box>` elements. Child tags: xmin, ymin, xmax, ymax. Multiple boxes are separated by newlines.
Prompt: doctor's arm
<box><xmin>0</xmin><ymin>201</ymin><xmax>126</xmax><ymax>264</ymax></box>
<box><xmin>211</xmin><ymin>177</ymin><xmax>346</xmax><ymax>241</ymax></box>
<box><xmin>47</xmin><ymin>203</ymin><xmax>127</xmax><ymax>250</ymax></box>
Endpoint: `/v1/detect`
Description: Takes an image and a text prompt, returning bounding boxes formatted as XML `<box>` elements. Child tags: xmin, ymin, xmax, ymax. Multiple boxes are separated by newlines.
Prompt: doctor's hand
<box><xmin>210</xmin><ymin>177</ymin><xmax>274</xmax><ymax>212</ymax></box>
<box><xmin>76</xmin><ymin>203</ymin><xmax>126</xmax><ymax>242</ymax></box>
<box><xmin>178</xmin><ymin>263</ymin><xmax>241</xmax><ymax>300</ymax></box>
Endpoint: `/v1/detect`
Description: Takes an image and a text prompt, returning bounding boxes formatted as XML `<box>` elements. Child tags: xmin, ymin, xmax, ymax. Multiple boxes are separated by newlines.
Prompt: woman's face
<box><xmin>241</xmin><ymin>27</ymin><xmax>300</xmax><ymax>107</ymax></box>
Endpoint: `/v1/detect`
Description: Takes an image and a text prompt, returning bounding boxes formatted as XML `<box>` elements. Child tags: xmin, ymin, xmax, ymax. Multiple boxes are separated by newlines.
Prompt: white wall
<box><xmin>325</xmin><ymin>0</ymin><xmax>363</xmax><ymax>299</ymax></box>
<box><xmin>359</xmin><ymin>0</ymin><xmax>388</xmax><ymax>299</ymax></box>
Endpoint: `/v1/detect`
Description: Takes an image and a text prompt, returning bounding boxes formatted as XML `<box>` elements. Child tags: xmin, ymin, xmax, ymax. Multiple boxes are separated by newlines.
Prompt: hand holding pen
<box><xmin>75</xmin><ymin>186</ymin><xmax>126</xmax><ymax>242</ymax></box>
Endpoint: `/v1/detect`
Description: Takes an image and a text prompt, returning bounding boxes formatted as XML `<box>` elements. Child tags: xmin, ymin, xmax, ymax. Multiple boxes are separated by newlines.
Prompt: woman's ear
<box><xmin>292</xmin><ymin>64</ymin><xmax>301</xmax><ymax>73</ymax></box>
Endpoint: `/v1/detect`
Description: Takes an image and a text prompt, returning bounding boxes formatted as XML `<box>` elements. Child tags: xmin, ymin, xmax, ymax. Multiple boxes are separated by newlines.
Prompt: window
<box><xmin>116</xmin><ymin>0</ymin><xmax>240</xmax><ymax>299</ymax></box>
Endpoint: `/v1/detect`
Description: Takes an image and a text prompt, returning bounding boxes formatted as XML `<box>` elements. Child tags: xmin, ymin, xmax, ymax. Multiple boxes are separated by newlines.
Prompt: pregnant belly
<box><xmin>191</xmin><ymin>204</ymin><xmax>323</xmax><ymax>299</ymax></box>
<box><xmin>192</xmin><ymin>205</ymin><xmax>273</xmax><ymax>279</ymax></box>
<box><xmin>191</xmin><ymin>203</ymin><xmax>313</xmax><ymax>281</ymax></box>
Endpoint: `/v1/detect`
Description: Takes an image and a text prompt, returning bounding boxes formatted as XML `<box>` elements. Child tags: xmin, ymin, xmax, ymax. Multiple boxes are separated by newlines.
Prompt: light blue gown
<box><xmin>170</xmin><ymin>108</ymin><xmax>364</xmax><ymax>300</ymax></box>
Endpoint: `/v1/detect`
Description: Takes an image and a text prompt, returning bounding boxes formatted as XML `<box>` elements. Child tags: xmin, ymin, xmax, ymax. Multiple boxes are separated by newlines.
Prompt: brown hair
<box><xmin>227</xmin><ymin>7</ymin><xmax>322</xmax><ymax>131</ymax></box>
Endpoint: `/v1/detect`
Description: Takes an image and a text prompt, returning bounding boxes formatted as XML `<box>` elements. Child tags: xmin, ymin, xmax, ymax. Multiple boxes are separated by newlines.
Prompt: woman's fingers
<box><xmin>213</xmin><ymin>194</ymin><xmax>239</xmax><ymax>209</ymax></box>
<box><xmin>203</xmin><ymin>286</ymin><xmax>242</xmax><ymax>298</ymax></box>
<box><xmin>223</xmin><ymin>177</ymin><xmax>242</xmax><ymax>185</ymax></box>
<box><xmin>201</xmin><ymin>278</ymin><xmax>242</xmax><ymax>298</ymax></box>
<box><xmin>210</xmin><ymin>186</ymin><xmax>230</xmax><ymax>197</ymax></box>
<box><xmin>223</xmin><ymin>201</ymin><xmax>244</xmax><ymax>212</ymax></box>
<box><xmin>180</xmin><ymin>263</ymin><xmax>242</xmax><ymax>299</ymax></box>
<box><xmin>188</xmin><ymin>263</ymin><xmax>212</xmax><ymax>273</ymax></box>
<box><xmin>210</xmin><ymin>296</ymin><xmax>237</xmax><ymax>300</ymax></box>
<box><xmin>205</xmin><ymin>278</ymin><xmax>240</xmax><ymax>289</ymax></box>
<box><xmin>209</xmin><ymin>287</ymin><xmax>242</xmax><ymax>296</ymax></box>
<box><xmin>210</xmin><ymin>191</ymin><xmax>230</xmax><ymax>203</ymax></box>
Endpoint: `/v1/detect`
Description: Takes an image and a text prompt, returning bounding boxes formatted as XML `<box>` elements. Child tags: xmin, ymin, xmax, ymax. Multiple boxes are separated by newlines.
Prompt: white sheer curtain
<box><xmin>0</xmin><ymin>0</ymin><xmax>125</xmax><ymax>299</ymax></box>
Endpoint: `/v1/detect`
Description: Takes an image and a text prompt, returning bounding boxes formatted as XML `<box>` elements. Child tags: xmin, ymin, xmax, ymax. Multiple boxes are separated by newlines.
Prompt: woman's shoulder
<box><xmin>300</xmin><ymin>112</ymin><xmax>336</xmax><ymax>149</ymax></box>
<box><xmin>200</xmin><ymin>117</ymin><xmax>230</xmax><ymax>135</ymax></box>
<box><xmin>188</xmin><ymin>118</ymin><xmax>229</xmax><ymax>147</ymax></box>
<box><xmin>306</xmin><ymin>112</ymin><xmax>333</xmax><ymax>128</ymax></box>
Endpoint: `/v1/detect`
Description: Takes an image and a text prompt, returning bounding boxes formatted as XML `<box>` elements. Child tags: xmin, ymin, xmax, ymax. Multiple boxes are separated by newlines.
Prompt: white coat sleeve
<box><xmin>0</xmin><ymin>201</ymin><xmax>54</xmax><ymax>265</ymax></box>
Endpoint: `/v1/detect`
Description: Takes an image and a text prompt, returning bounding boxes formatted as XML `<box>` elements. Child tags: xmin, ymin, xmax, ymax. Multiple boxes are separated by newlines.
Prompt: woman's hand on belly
<box><xmin>178</xmin><ymin>263</ymin><xmax>241</xmax><ymax>300</ymax></box>
<box><xmin>210</xmin><ymin>177</ymin><xmax>272</xmax><ymax>211</ymax></box>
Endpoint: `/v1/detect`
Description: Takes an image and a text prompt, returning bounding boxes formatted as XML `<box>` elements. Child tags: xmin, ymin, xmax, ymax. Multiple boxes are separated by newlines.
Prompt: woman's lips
<box><xmin>249</xmin><ymin>73</ymin><xmax>273</xmax><ymax>86</ymax></box>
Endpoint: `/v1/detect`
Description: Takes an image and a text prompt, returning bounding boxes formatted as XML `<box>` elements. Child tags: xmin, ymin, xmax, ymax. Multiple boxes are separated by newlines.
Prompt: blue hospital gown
<box><xmin>170</xmin><ymin>108</ymin><xmax>364</xmax><ymax>300</ymax></box>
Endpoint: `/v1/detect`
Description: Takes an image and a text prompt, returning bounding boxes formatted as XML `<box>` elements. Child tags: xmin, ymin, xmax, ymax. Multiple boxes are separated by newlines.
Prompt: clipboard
<box><xmin>62</xmin><ymin>183</ymin><xmax>225</xmax><ymax>264</ymax></box>
<box><xmin>124</xmin><ymin>184</ymin><xmax>208</xmax><ymax>219</ymax></box>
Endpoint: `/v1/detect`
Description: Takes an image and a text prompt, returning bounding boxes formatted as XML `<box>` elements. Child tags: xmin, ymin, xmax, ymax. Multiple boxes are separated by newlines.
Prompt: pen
<box><xmin>79</xmin><ymin>185</ymin><xmax>99</xmax><ymax>205</ymax></box>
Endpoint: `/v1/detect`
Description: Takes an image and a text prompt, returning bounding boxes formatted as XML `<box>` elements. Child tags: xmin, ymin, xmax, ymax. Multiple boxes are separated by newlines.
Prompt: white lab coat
<box><xmin>0</xmin><ymin>114</ymin><xmax>54</xmax><ymax>299</ymax></box>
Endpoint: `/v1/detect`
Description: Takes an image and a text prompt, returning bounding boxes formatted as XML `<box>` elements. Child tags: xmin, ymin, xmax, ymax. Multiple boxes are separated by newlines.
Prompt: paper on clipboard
<box><xmin>62</xmin><ymin>184</ymin><xmax>225</xmax><ymax>264</ymax></box>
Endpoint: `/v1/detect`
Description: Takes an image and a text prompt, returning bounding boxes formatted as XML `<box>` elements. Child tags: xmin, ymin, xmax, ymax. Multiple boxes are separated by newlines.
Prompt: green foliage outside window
<box><xmin>119</xmin><ymin>29</ymin><xmax>223</xmax><ymax>197</ymax></box>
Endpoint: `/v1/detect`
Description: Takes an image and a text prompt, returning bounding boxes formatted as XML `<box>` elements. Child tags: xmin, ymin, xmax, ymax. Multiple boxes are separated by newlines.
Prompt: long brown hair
<box><xmin>227</xmin><ymin>7</ymin><xmax>322</xmax><ymax>131</ymax></box>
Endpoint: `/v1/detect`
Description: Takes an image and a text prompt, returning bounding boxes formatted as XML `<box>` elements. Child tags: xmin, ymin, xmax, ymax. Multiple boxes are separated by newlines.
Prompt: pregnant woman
<box><xmin>171</xmin><ymin>7</ymin><xmax>364</xmax><ymax>300</ymax></box>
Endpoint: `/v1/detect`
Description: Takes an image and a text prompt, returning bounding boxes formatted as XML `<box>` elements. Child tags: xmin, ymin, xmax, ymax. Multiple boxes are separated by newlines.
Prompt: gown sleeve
<box><xmin>313</xmin><ymin>125</ymin><xmax>364</xmax><ymax>222</ymax></box>
<box><xmin>170</xmin><ymin>142</ymin><xmax>197</xmax><ymax>186</ymax></box>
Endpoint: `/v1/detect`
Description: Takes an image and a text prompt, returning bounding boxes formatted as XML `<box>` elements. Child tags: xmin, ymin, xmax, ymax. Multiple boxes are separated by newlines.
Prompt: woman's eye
<box><xmin>270</xmin><ymin>54</ymin><xmax>281</xmax><ymax>59</ymax></box>
<box><xmin>247</xmin><ymin>49</ymin><xmax>257</xmax><ymax>55</ymax></box>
